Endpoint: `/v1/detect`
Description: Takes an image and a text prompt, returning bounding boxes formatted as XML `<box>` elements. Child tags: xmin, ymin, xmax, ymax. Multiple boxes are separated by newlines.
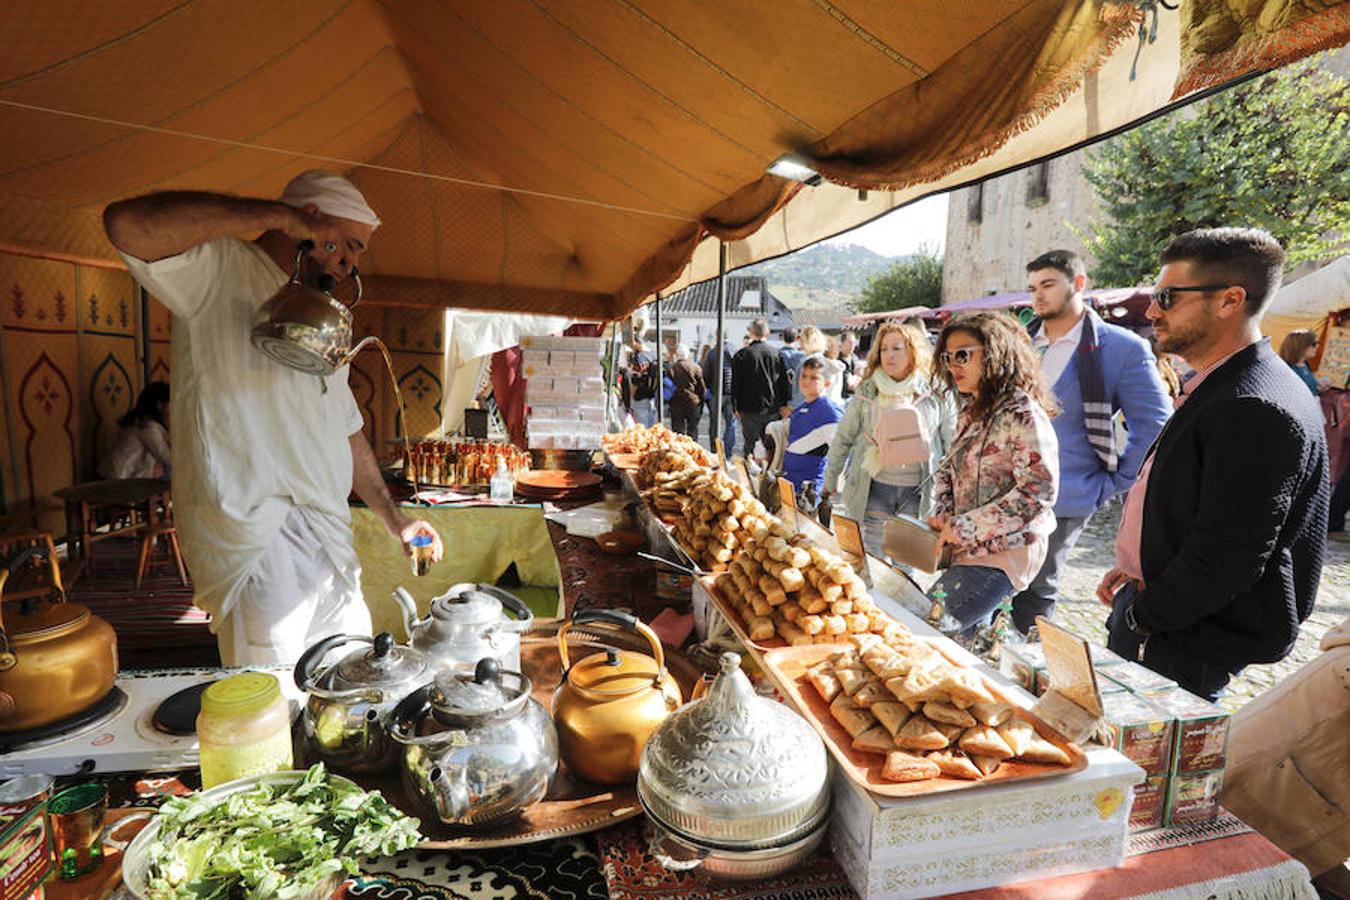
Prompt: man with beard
<box><xmin>1013</xmin><ymin>250</ymin><xmax>1170</xmax><ymax>634</ymax></box>
<box><xmin>1097</xmin><ymin>228</ymin><xmax>1328</xmax><ymax>701</ymax></box>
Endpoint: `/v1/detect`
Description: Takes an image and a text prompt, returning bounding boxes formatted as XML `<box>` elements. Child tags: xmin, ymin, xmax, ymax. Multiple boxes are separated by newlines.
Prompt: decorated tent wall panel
<box><xmin>76</xmin><ymin>266</ymin><xmax>141</xmax><ymax>481</ymax></box>
<box><xmin>146</xmin><ymin>294</ymin><xmax>172</xmax><ymax>384</ymax></box>
<box><xmin>381</xmin><ymin>307</ymin><xmax>444</xmax><ymax>440</ymax></box>
<box><xmin>350</xmin><ymin>304</ymin><xmax>388</xmax><ymax>455</ymax></box>
<box><xmin>0</xmin><ymin>253</ymin><xmax>80</xmax><ymax>533</ymax></box>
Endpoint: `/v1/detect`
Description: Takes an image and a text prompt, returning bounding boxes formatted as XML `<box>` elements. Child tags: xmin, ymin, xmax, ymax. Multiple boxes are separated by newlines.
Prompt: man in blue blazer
<box><xmin>1013</xmin><ymin>250</ymin><xmax>1171</xmax><ymax>634</ymax></box>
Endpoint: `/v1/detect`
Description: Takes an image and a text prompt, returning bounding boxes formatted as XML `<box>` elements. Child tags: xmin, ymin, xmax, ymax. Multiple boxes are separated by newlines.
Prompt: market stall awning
<box><xmin>0</xmin><ymin>1</ymin><xmax>1345</xmax><ymax>319</ymax></box>
<box><xmin>842</xmin><ymin>287</ymin><xmax>1151</xmax><ymax>327</ymax></box>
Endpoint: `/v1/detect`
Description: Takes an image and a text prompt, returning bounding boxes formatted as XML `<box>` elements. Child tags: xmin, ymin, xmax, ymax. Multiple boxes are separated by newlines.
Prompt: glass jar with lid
<box><xmin>197</xmin><ymin>672</ymin><xmax>293</xmax><ymax>788</ymax></box>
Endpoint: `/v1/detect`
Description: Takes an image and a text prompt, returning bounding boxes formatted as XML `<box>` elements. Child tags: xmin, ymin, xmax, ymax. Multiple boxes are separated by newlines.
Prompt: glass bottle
<box><xmin>490</xmin><ymin>456</ymin><xmax>514</xmax><ymax>503</ymax></box>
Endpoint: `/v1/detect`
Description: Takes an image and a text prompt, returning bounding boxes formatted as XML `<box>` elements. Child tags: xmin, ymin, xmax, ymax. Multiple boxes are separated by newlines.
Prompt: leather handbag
<box><xmin>882</xmin><ymin>515</ymin><xmax>953</xmax><ymax>573</ymax></box>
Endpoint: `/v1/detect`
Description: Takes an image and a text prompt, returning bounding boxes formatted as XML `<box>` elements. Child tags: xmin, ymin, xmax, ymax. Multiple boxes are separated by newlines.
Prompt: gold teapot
<box><xmin>250</xmin><ymin>240</ymin><xmax>379</xmax><ymax>376</ymax></box>
<box><xmin>552</xmin><ymin>610</ymin><xmax>682</xmax><ymax>785</ymax></box>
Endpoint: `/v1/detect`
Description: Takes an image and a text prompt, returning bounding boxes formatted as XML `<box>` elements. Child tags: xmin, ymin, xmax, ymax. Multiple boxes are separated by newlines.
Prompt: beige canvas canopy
<box><xmin>0</xmin><ymin>0</ymin><xmax>1345</xmax><ymax>319</ymax></box>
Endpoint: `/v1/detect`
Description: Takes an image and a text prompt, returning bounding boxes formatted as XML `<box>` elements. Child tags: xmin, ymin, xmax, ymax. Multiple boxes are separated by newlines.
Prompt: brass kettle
<box><xmin>552</xmin><ymin>609</ymin><xmax>682</xmax><ymax>785</ymax></box>
<box><xmin>0</xmin><ymin>541</ymin><xmax>117</xmax><ymax>733</ymax></box>
<box><xmin>250</xmin><ymin>240</ymin><xmax>379</xmax><ymax>376</ymax></box>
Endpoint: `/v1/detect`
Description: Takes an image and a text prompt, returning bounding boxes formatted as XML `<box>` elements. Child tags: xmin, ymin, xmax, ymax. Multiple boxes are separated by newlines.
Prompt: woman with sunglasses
<box><xmin>822</xmin><ymin>320</ymin><xmax>958</xmax><ymax>558</ymax></box>
<box><xmin>927</xmin><ymin>312</ymin><xmax>1060</xmax><ymax>635</ymax></box>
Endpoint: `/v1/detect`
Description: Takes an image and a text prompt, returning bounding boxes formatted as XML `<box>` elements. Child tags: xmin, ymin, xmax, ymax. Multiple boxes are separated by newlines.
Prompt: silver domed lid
<box><xmin>637</xmin><ymin>652</ymin><xmax>829</xmax><ymax>849</ymax></box>
<box><xmin>333</xmin><ymin>633</ymin><xmax>428</xmax><ymax>691</ymax></box>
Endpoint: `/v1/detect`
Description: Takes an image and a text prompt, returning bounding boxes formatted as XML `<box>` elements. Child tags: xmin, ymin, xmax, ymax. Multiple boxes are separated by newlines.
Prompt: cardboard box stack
<box><xmin>1003</xmin><ymin>645</ymin><xmax>1231</xmax><ymax>833</ymax></box>
<box><xmin>521</xmin><ymin>335</ymin><xmax>607</xmax><ymax>449</ymax></box>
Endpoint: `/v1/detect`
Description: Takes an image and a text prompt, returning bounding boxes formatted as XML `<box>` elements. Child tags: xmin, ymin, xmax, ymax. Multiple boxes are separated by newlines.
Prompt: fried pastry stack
<box><xmin>604</xmin><ymin>423</ymin><xmax>713</xmax><ymax>463</ymax></box>
<box><xmin>810</xmin><ymin>633</ymin><xmax>1073</xmax><ymax>783</ymax></box>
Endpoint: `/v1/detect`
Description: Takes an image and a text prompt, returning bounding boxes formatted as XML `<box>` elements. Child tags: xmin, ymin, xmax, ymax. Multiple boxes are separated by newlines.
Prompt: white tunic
<box><xmin>121</xmin><ymin>238</ymin><xmax>365</xmax><ymax>623</ymax></box>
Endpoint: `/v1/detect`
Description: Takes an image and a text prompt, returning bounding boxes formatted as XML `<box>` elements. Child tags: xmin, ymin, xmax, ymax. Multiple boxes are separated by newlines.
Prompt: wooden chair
<box><xmin>0</xmin><ymin>529</ymin><xmax>65</xmax><ymax>604</ymax></box>
<box><xmin>135</xmin><ymin>523</ymin><xmax>188</xmax><ymax>591</ymax></box>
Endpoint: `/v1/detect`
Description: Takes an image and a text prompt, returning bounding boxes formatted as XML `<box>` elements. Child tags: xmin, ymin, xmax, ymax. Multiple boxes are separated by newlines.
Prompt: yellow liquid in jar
<box><xmin>199</xmin><ymin>726</ymin><xmax>293</xmax><ymax>789</ymax></box>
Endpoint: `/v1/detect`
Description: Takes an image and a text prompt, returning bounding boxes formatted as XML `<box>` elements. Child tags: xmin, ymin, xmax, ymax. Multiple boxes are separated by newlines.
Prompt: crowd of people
<box><xmin>621</xmin><ymin>229</ymin><xmax>1331</xmax><ymax>709</ymax></box>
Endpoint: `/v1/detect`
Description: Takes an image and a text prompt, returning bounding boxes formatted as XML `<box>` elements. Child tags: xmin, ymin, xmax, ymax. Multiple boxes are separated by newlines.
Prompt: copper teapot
<box><xmin>0</xmin><ymin>541</ymin><xmax>117</xmax><ymax>733</ymax></box>
<box><xmin>551</xmin><ymin>610</ymin><xmax>682</xmax><ymax>785</ymax></box>
<box><xmin>250</xmin><ymin>240</ymin><xmax>379</xmax><ymax>376</ymax></box>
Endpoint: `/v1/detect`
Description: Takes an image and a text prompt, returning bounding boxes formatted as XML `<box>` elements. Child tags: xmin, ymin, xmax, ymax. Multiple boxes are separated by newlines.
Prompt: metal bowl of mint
<box><xmin>122</xmin><ymin>764</ymin><xmax>421</xmax><ymax>900</ymax></box>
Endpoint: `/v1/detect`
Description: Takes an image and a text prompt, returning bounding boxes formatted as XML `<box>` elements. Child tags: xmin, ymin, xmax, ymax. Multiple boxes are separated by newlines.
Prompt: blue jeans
<box><xmin>1011</xmin><ymin>514</ymin><xmax>1090</xmax><ymax>634</ymax></box>
<box><xmin>1105</xmin><ymin>583</ymin><xmax>1245</xmax><ymax>702</ymax></box>
<box><xmin>632</xmin><ymin>397</ymin><xmax>657</xmax><ymax>427</ymax></box>
<box><xmin>710</xmin><ymin>396</ymin><xmax>738</xmax><ymax>456</ymax></box>
<box><xmin>863</xmin><ymin>481</ymin><xmax>921</xmax><ymax>561</ymax></box>
<box><xmin>930</xmin><ymin>564</ymin><xmax>1015</xmax><ymax>636</ymax></box>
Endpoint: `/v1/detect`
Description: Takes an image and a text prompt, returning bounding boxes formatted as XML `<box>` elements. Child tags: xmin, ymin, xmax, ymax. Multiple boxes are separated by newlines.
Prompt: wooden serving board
<box><xmin>759</xmin><ymin>643</ymin><xmax>1088</xmax><ymax>798</ymax></box>
<box><xmin>605</xmin><ymin>451</ymin><xmax>643</xmax><ymax>470</ymax></box>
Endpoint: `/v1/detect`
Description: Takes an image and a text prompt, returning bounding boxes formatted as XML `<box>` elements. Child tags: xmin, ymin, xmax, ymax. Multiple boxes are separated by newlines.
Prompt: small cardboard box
<box><xmin>1087</xmin><ymin>642</ymin><xmax>1129</xmax><ymax>667</ymax></box>
<box><xmin>1105</xmin><ymin>660</ymin><xmax>1177</xmax><ymax>694</ymax></box>
<box><xmin>1095</xmin><ymin>691</ymin><xmax>1175</xmax><ymax>776</ymax></box>
<box><xmin>1000</xmin><ymin>642</ymin><xmax>1048</xmax><ymax>695</ymax></box>
<box><xmin>1094</xmin><ymin>673</ymin><xmax>1130</xmax><ymax>694</ymax></box>
<box><xmin>1129</xmin><ymin>774</ymin><xmax>1168</xmax><ymax>832</ymax></box>
<box><xmin>0</xmin><ymin>798</ymin><xmax>51</xmax><ymax>900</ymax></box>
<box><xmin>1145</xmin><ymin>687</ymin><xmax>1231</xmax><ymax>775</ymax></box>
<box><xmin>1166</xmin><ymin>769</ymin><xmax>1224</xmax><ymax>827</ymax></box>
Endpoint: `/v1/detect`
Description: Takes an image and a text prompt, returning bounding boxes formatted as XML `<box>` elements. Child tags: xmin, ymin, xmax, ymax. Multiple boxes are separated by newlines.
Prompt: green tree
<box><xmin>855</xmin><ymin>245</ymin><xmax>943</xmax><ymax>313</ymax></box>
<box><xmin>1079</xmin><ymin>57</ymin><xmax>1350</xmax><ymax>286</ymax></box>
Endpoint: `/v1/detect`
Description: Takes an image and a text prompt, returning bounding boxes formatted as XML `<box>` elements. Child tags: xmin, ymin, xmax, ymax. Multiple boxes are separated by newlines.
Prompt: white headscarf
<box><xmin>279</xmin><ymin>169</ymin><xmax>381</xmax><ymax>227</ymax></box>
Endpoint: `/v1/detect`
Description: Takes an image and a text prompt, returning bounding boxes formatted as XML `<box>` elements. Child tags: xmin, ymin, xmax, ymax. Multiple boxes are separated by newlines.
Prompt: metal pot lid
<box><xmin>334</xmin><ymin>633</ymin><xmax>427</xmax><ymax>689</ymax></box>
<box><xmin>428</xmin><ymin>584</ymin><xmax>504</xmax><ymax>626</ymax></box>
<box><xmin>567</xmin><ymin>647</ymin><xmax>661</xmax><ymax>696</ymax></box>
<box><xmin>9</xmin><ymin>601</ymin><xmax>89</xmax><ymax>645</ymax></box>
<box><xmin>428</xmin><ymin>657</ymin><xmax>529</xmax><ymax>726</ymax></box>
<box><xmin>638</xmin><ymin>652</ymin><xmax>829</xmax><ymax>849</ymax></box>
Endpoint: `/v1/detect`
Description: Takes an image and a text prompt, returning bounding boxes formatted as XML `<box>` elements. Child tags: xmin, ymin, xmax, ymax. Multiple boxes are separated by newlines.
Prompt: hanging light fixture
<box><xmin>767</xmin><ymin>153</ymin><xmax>823</xmax><ymax>187</ymax></box>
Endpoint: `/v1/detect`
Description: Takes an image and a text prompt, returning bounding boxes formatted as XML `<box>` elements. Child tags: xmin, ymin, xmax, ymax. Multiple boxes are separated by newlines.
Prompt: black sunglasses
<box><xmin>1150</xmin><ymin>284</ymin><xmax>1231</xmax><ymax>311</ymax></box>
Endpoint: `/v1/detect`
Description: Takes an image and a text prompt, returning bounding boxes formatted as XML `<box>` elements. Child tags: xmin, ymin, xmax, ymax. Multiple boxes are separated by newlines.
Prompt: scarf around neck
<box><xmin>862</xmin><ymin>368</ymin><xmax>928</xmax><ymax>476</ymax></box>
<box><xmin>1031</xmin><ymin>308</ymin><xmax>1116</xmax><ymax>473</ymax></box>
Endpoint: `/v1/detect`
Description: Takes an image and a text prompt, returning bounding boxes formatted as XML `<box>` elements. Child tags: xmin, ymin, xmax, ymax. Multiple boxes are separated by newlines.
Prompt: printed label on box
<box><xmin>1166</xmin><ymin>769</ymin><xmax>1223</xmax><ymax>827</ymax></box>
<box><xmin>1097</xmin><ymin>692</ymin><xmax>1174</xmax><ymax>776</ymax></box>
<box><xmin>1129</xmin><ymin>775</ymin><xmax>1168</xmax><ymax>832</ymax></box>
<box><xmin>1146</xmin><ymin>687</ymin><xmax>1231</xmax><ymax>774</ymax></box>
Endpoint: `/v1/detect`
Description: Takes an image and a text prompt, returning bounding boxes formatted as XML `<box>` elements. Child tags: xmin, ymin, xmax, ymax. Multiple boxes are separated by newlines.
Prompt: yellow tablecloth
<box><xmin>351</xmin><ymin>505</ymin><xmax>563</xmax><ymax>639</ymax></box>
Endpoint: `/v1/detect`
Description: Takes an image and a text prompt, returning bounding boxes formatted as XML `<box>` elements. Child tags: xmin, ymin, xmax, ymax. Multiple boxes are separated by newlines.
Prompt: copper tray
<box><xmin>605</xmin><ymin>451</ymin><xmax>642</xmax><ymax>470</ymax></box>
<box><xmin>760</xmin><ymin>642</ymin><xmax>1088</xmax><ymax>798</ymax></box>
<box><xmin>358</xmin><ymin>620</ymin><xmax>701</xmax><ymax>849</ymax></box>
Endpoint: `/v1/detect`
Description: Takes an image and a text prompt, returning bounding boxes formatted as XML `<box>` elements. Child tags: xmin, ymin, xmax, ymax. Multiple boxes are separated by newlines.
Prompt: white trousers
<box><xmin>215</xmin><ymin>508</ymin><xmax>371</xmax><ymax>667</ymax></box>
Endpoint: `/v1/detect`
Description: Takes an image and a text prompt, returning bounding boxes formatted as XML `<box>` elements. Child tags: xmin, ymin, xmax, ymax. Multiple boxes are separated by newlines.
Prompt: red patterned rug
<box><xmin>596</xmin><ymin>819</ymin><xmax>855</xmax><ymax>899</ymax></box>
<box><xmin>66</xmin><ymin>536</ymin><xmax>214</xmax><ymax>655</ymax></box>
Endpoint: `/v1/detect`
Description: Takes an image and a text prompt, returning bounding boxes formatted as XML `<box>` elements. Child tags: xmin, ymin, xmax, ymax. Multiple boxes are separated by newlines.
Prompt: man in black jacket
<box><xmin>732</xmin><ymin>318</ymin><xmax>792</xmax><ymax>459</ymax></box>
<box><xmin>1097</xmin><ymin>228</ymin><xmax>1329</xmax><ymax>700</ymax></box>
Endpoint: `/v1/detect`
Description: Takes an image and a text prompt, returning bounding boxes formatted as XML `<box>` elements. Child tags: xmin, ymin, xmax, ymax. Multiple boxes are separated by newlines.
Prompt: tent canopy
<box><xmin>1</xmin><ymin>1</ymin><xmax>1345</xmax><ymax>320</ymax></box>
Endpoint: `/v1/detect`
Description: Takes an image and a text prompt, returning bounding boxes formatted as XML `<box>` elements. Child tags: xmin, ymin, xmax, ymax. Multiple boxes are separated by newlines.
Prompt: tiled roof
<box><xmin>656</xmin><ymin>275</ymin><xmax>793</xmax><ymax>320</ymax></box>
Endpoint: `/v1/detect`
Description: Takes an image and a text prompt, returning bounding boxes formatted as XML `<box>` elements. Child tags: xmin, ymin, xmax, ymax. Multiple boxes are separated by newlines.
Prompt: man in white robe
<box><xmin>105</xmin><ymin>170</ymin><xmax>442</xmax><ymax>666</ymax></box>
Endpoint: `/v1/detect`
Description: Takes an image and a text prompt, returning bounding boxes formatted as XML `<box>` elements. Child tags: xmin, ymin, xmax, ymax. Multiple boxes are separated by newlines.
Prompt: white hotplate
<box><xmin>0</xmin><ymin>667</ymin><xmax>305</xmax><ymax>779</ymax></box>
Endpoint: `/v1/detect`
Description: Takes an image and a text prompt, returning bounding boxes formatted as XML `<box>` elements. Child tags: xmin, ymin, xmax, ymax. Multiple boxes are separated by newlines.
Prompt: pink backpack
<box><xmin>870</xmin><ymin>401</ymin><xmax>932</xmax><ymax>468</ymax></box>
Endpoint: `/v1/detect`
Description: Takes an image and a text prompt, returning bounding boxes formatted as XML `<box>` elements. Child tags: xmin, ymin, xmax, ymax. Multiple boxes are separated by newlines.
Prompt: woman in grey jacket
<box><xmin>822</xmin><ymin>320</ymin><xmax>958</xmax><ymax>558</ymax></box>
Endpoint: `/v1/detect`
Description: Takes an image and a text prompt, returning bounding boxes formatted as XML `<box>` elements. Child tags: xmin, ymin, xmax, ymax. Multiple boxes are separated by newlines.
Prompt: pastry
<box><xmin>1017</xmin><ymin>737</ymin><xmax>1072</xmax><ymax>766</ymax></box>
<box><xmin>806</xmin><ymin>660</ymin><xmax>841</xmax><ymax>703</ymax></box>
<box><xmin>969</xmin><ymin>702</ymin><xmax>1013</xmax><ymax>727</ymax></box>
<box><xmin>882</xmin><ymin>750</ymin><xmax>941</xmax><ymax>783</ymax></box>
<box><xmin>923</xmin><ymin>701</ymin><xmax>977</xmax><ymax>728</ymax></box>
<box><xmin>830</xmin><ymin>649</ymin><xmax>868</xmax><ymax>671</ymax></box>
<box><xmin>829</xmin><ymin>694</ymin><xmax>878</xmax><ymax>738</ymax></box>
<box><xmin>928</xmin><ymin>748</ymin><xmax>982</xmax><ymax>780</ymax></box>
<box><xmin>971</xmin><ymin>754</ymin><xmax>1003</xmax><ymax>777</ymax></box>
<box><xmin>997</xmin><ymin>719</ymin><xmax>1036</xmax><ymax>757</ymax></box>
<box><xmin>837</xmin><ymin>667</ymin><xmax>875</xmax><ymax>697</ymax></box>
<box><xmin>851</xmin><ymin>725</ymin><xmax>897</xmax><ymax>755</ymax></box>
<box><xmin>871</xmin><ymin>701</ymin><xmax>912</xmax><ymax>737</ymax></box>
<box><xmin>939</xmin><ymin>668</ymin><xmax>997</xmax><ymax>706</ymax></box>
<box><xmin>895</xmin><ymin>715</ymin><xmax>951</xmax><ymax>751</ymax></box>
<box><xmin>852</xmin><ymin>680</ymin><xmax>890</xmax><ymax>709</ymax></box>
<box><xmin>958</xmin><ymin>725</ymin><xmax>1015</xmax><ymax>760</ymax></box>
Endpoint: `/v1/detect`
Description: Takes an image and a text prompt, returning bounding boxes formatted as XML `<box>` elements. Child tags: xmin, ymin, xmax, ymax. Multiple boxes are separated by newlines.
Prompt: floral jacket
<box><xmin>934</xmin><ymin>389</ymin><xmax>1059</xmax><ymax>558</ymax></box>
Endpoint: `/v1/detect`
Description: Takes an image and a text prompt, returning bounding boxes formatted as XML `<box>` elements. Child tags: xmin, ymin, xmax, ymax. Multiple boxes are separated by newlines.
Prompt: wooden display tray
<box><xmin>759</xmin><ymin>643</ymin><xmax>1088</xmax><ymax>798</ymax></box>
<box><xmin>604</xmin><ymin>451</ymin><xmax>643</xmax><ymax>470</ymax></box>
<box><xmin>360</xmin><ymin>620</ymin><xmax>701</xmax><ymax>849</ymax></box>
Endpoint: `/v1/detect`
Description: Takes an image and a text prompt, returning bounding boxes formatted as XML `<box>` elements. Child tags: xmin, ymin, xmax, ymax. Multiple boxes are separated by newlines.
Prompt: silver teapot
<box><xmin>251</xmin><ymin>240</ymin><xmax>379</xmax><ymax>376</ymax></box>
<box><xmin>389</xmin><ymin>658</ymin><xmax>558</xmax><ymax>828</ymax></box>
<box><xmin>393</xmin><ymin>583</ymin><xmax>533</xmax><ymax>676</ymax></box>
<box><xmin>293</xmin><ymin>632</ymin><xmax>430</xmax><ymax>774</ymax></box>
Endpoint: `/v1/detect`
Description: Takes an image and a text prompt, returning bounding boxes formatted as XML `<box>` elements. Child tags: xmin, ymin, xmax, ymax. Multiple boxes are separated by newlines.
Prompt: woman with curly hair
<box><xmin>822</xmin><ymin>320</ymin><xmax>958</xmax><ymax>558</ymax></box>
<box><xmin>927</xmin><ymin>312</ymin><xmax>1060</xmax><ymax>634</ymax></box>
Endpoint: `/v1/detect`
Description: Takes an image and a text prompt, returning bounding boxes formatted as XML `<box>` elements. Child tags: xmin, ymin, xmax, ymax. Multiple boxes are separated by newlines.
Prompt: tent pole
<box><xmin>654</xmin><ymin>292</ymin><xmax>664</xmax><ymax>423</ymax></box>
<box><xmin>605</xmin><ymin>322</ymin><xmax>619</xmax><ymax>430</ymax></box>
<box><xmin>714</xmin><ymin>241</ymin><xmax>726</xmax><ymax>455</ymax></box>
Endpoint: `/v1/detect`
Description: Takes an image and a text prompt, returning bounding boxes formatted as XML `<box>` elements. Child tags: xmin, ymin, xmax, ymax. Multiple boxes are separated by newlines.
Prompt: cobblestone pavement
<box><xmin>686</xmin><ymin>410</ymin><xmax>1347</xmax><ymax>713</ymax></box>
